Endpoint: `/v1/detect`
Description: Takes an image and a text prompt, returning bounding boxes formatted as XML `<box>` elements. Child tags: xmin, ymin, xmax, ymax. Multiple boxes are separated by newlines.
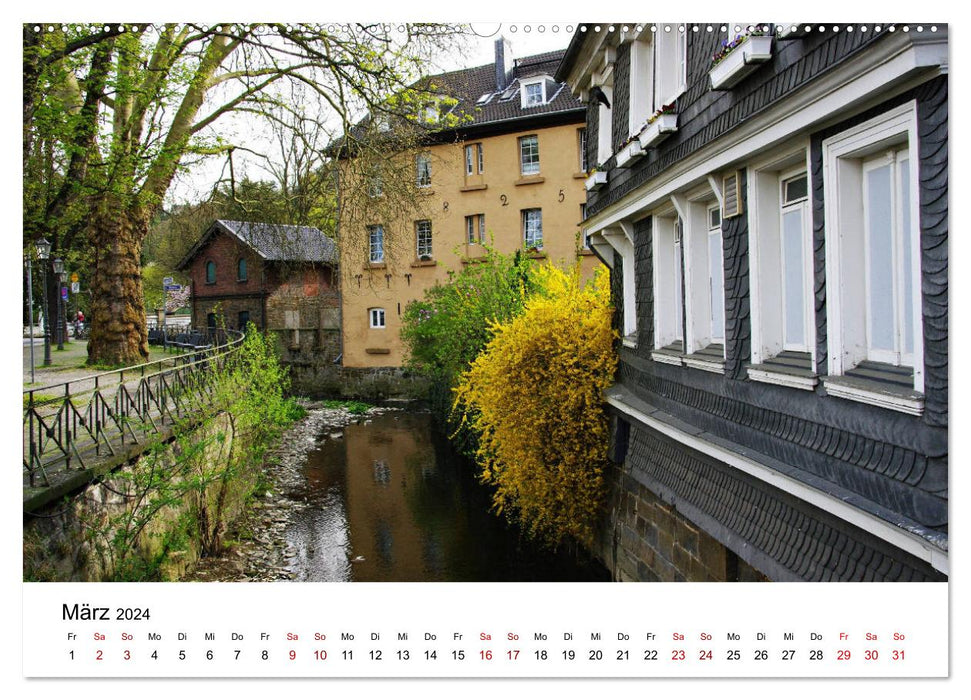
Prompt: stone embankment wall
<box><xmin>24</xmin><ymin>412</ymin><xmax>258</xmax><ymax>582</ymax></box>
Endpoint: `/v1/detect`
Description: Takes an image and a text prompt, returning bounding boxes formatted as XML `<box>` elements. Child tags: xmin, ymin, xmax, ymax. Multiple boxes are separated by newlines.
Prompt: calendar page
<box><xmin>17</xmin><ymin>10</ymin><xmax>956</xmax><ymax>695</ymax></box>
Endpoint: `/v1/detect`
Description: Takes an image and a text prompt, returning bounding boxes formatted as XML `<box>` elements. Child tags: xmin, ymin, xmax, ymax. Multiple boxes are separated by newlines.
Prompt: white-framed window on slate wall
<box><xmin>652</xmin><ymin>212</ymin><xmax>684</xmax><ymax>356</ymax></box>
<box><xmin>671</xmin><ymin>190</ymin><xmax>725</xmax><ymax>371</ymax></box>
<box><xmin>654</xmin><ymin>24</ymin><xmax>687</xmax><ymax>110</ymax></box>
<box><xmin>822</xmin><ymin>102</ymin><xmax>923</xmax><ymax>413</ymax></box>
<box><xmin>747</xmin><ymin>145</ymin><xmax>816</xmax><ymax>387</ymax></box>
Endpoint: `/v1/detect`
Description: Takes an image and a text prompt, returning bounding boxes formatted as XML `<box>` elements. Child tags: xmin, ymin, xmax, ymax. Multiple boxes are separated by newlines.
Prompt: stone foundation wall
<box><xmin>23</xmin><ymin>412</ymin><xmax>256</xmax><ymax>582</ymax></box>
<box><xmin>594</xmin><ymin>462</ymin><xmax>767</xmax><ymax>582</ymax></box>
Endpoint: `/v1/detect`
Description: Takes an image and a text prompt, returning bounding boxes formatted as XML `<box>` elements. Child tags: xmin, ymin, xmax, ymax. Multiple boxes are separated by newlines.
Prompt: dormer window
<box><xmin>520</xmin><ymin>77</ymin><xmax>553</xmax><ymax>108</ymax></box>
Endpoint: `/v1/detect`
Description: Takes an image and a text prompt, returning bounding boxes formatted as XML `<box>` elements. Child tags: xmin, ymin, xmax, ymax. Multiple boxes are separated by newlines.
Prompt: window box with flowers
<box><xmin>615</xmin><ymin>138</ymin><xmax>645</xmax><ymax>168</ymax></box>
<box><xmin>636</xmin><ymin>106</ymin><xmax>679</xmax><ymax>149</ymax></box>
<box><xmin>709</xmin><ymin>31</ymin><xmax>773</xmax><ymax>90</ymax></box>
<box><xmin>585</xmin><ymin>169</ymin><xmax>607</xmax><ymax>191</ymax></box>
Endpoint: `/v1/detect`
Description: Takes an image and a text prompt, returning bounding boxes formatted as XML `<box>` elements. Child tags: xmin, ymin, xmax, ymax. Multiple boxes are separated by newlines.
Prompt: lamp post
<box><xmin>25</xmin><ymin>254</ymin><xmax>35</xmax><ymax>383</ymax></box>
<box><xmin>54</xmin><ymin>260</ymin><xmax>66</xmax><ymax>351</ymax></box>
<box><xmin>36</xmin><ymin>238</ymin><xmax>51</xmax><ymax>366</ymax></box>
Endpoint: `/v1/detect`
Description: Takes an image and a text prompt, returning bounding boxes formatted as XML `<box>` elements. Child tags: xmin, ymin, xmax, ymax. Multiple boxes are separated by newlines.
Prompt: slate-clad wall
<box><xmin>581</xmin><ymin>28</ymin><xmax>946</xmax><ymax>580</ymax></box>
<box><xmin>722</xmin><ymin>171</ymin><xmax>750</xmax><ymax>380</ymax></box>
<box><xmin>594</xmin><ymin>422</ymin><xmax>945</xmax><ymax>582</ymax></box>
<box><xmin>586</xmin><ymin>29</ymin><xmax>887</xmax><ymax>216</ymax></box>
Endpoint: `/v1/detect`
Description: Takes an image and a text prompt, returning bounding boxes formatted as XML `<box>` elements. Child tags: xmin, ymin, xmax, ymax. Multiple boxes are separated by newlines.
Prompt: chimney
<box><xmin>495</xmin><ymin>37</ymin><xmax>514</xmax><ymax>91</ymax></box>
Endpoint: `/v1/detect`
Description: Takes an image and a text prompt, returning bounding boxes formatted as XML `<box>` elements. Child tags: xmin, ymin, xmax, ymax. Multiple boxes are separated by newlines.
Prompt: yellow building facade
<box><xmin>339</xmin><ymin>44</ymin><xmax>600</xmax><ymax>368</ymax></box>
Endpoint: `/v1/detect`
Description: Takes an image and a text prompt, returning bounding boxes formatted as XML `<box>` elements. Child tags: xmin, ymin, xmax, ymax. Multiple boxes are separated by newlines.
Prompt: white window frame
<box><xmin>673</xmin><ymin>192</ymin><xmax>725</xmax><ymax>361</ymax></box>
<box><xmin>369</xmin><ymin>308</ymin><xmax>386</xmax><ymax>329</ymax></box>
<box><xmin>748</xmin><ymin>146</ymin><xmax>816</xmax><ymax>370</ymax></box>
<box><xmin>706</xmin><ymin>203</ymin><xmax>725</xmax><ymax>346</ymax></box>
<box><xmin>652</xmin><ymin>215</ymin><xmax>683</xmax><ymax>349</ymax></box>
<box><xmin>778</xmin><ymin>169</ymin><xmax>813</xmax><ymax>353</ymax></box>
<box><xmin>862</xmin><ymin>147</ymin><xmax>914</xmax><ymax>367</ymax></box>
<box><xmin>654</xmin><ymin>24</ymin><xmax>687</xmax><ymax>110</ymax></box>
<box><xmin>368</xmin><ymin>224</ymin><xmax>385</xmax><ymax>264</ymax></box>
<box><xmin>596</xmin><ymin>85</ymin><xmax>613</xmax><ymax>166</ymax></box>
<box><xmin>578</xmin><ymin>128</ymin><xmax>588</xmax><ymax>173</ymax></box>
<box><xmin>465</xmin><ymin>143</ymin><xmax>483</xmax><ymax>176</ymax></box>
<box><xmin>415</xmin><ymin>220</ymin><xmax>432</xmax><ymax>258</ymax></box>
<box><xmin>822</xmin><ymin>102</ymin><xmax>922</xmax><ymax>392</ymax></box>
<box><xmin>465</xmin><ymin>214</ymin><xmax>485</xmax><ymax>245</ymax></box>
<box><xmin>522</xmin><ymin>208</ymin><xmax>543</xmax><ymax>249</ymax></box>
<box><xmin>629</xmin><ymin>36</ymin><xmax>654</xmax><ymax>135</ymax></box>
<box><xmin>520</xmin><ymin>78</ymin><xmax>546</xmax><ymax>108</ymax></box>
<box><xmin>416</xmin><ymin>153</ymin><xmax>432</xmax><ymax>188</ymax></box>
<box><xmin>519</xmin><ymin>135</ymin><xmax>540</xmax><ymax>175</ymax></box>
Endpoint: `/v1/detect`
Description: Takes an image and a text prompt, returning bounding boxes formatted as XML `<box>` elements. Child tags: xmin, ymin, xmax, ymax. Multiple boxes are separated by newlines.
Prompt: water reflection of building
<box><xmin>341</xmin><ymin>414</ymin><xmax>461</xmax><ymax>581</ymax></box>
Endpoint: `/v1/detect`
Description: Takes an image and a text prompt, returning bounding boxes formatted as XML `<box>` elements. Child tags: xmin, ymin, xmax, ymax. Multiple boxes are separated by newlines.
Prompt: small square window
<box><xmin>783</xmin><ymin>174</ymin><xmax>809</xmax><ymax>204</ymax></box>
<box><xmin>523</xmin><ymin>81</ymin><xmax>544</xmax><ymax>106</ymax></box>
<box><xmin>369</xmin><ymin>308</ymin><xmax>386</xmax><ymax>329</ymax></box>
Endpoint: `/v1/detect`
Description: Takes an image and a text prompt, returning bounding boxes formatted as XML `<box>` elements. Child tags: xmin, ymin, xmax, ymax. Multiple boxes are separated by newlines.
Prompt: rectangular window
<box><xmin>525</xmin><ymin>82</ymin><xmax>543</xmax><ymax>105</ymax></box>
<box><xmin>821</xmin><ymin>102</ymin><xmax>922</xmax><ymax>404</ymax></box>
<box><xmin>673</xmin><ymin>218</ymin><xmax>684</xmax><ymax>342</ymax></box>
<box><xmin>578</xmin><ymin>128</ymin><xmax>588</xmax><ymax>173</ymax></box>
<box><xmin>465</xmin><ymin>143</ymin><xmax>484</xmax><ymax>175</ymax></box>
<box><xmin>780</xmin><ymin>172</ymin><xmax>810</xmax><ymax>351</ymax></box>
<box><xmin>522</xmin><ymin>208</ymin><xmax>543</xmax><ymax>249</ymax></box>
<box><xmin>580</xmin><ymin>203</ymin><xmax>590</xmax><ymax>249</ymax></box>
<box><xmin>519</xmin><ymin>135</ymin><xmax>540</xmax><ymax>175</ymax></box>
<box><xmin>597</xmin><ymin>85</ymin><xmax>613</xmax><ymax>165</ymax></box>
<box><xmin>629</xmin><ymin>38</ymin><xmax>654</xmax><ymax>134</ymax></box>
<box><xmin>749</xmin><ymin>153</ymin><xmax>816</xmax><ymax>371</ymax></box>
<box><xmin>466</xmin><ymin>214</ymin><xmax>486</xmax><ymax>244</ymax></box>
<box><xmin>369</xmin><ymin>308</ymin><xmax>386</xmax><ymax>329</ymax></box>
<box><xmin>415</xmin><ymin>220</ymin><xmax>433</xmax><ymax>258</ymax></box>
<box><xmin>368</xmin><ymin>225</ymin><xmax>385</xmax><ymax>263</ymax></box>
<box><xmin>367</xmin><ymin>173</ymin><xmax>383</xmax><ymax>197</ymax></box>
<box><xmin>707</xmin><ymin>205</ymin><xmax>725</xmax><ymax>344</ymax></box>
<box><xmin>655</xmin><ymin>25</ymin><xmax>687</xmax><ymax>109</ymax></box>
<box><xmin>416</xmin><ymin>154</ymin><xmax>431</xmax><ymax>188</ymax></box>
<box><xmin>863</xmin><ymin>148</ymin><xmax>913</xmax><ymax>365</ymax></box>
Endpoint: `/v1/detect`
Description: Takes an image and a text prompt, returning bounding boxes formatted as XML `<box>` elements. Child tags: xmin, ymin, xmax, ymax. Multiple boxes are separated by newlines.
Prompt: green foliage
<box><xmin>453</xmin><ymin>265</ymin><xmax>618</xmax><ymax>547</ymax></box>
<box><xmin>320</xmin><ymin>399</ymin><xmax>372</xmax><ymax>415</ymax></box>
<box><xmin>73</xmin><ymin>327</ymin><xmax>303</xmax><ymax>581</ymax></box>
<box><xmin>401</xmin><ymin>247</ymin><xmax>535</xmax><ymax>388</ymax></box>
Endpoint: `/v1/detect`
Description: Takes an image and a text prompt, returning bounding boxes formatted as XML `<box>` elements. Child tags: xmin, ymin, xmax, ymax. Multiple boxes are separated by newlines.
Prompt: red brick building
<box><xmin>177</xmin><ymin>220</ymin><xmax>340</xmax><ymax>346</ymax></box>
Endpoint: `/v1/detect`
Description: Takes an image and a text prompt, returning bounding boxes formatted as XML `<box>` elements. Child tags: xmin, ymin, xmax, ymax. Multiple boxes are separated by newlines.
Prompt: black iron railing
<box><xmin>23</xmin><ymin>328</ymin><xmax>245</xmax><ymax>493</ymax></box>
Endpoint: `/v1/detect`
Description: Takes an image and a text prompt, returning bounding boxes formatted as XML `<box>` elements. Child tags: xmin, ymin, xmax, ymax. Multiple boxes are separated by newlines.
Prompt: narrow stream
<box><xmin>284</xmin><ymin>410</ymin><xmax>609</xmax><ymax>582</ymax></box>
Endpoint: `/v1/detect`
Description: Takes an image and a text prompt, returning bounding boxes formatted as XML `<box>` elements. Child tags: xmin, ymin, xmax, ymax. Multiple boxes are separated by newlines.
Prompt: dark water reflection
<box><xmin>285</xmin><ymin>410</ymin><xmax>610</xmax><ymax>582</ymax></box>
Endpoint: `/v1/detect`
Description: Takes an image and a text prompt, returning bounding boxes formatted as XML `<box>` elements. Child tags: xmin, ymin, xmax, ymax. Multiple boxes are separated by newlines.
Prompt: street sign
<box><xmin>71</xmin><ymin>282</ymin><xmax>80</xmax><ymax>293</ymax></box>
<box><xmin>164</xmin><ymin>284</ymin><xmax>182</xmax><ymax>292</ymax></box>
<box><xmin>61</xmin><ymin>287</ymin><xmax>68</xmax><ymax>301</ymax></box>
<box><xmin>162</xmin><ymin>276</ymin><xmax>174</xmax><ymax>285</ymax></box>
<box><xmin>70</xmin><ymin>272</ymin><xmax>79</xmax><ymax>283</ymax></box>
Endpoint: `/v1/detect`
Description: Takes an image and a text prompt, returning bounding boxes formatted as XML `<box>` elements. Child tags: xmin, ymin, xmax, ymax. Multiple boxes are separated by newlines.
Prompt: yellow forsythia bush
<box><xmin>453</xmin><ymin>264</ymin><xmax>618</xmax><ymax>546</ymax></box>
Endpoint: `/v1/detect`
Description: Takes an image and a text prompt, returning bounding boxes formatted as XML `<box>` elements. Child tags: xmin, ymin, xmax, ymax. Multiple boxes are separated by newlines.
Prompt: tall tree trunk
<box><xmin>87</xmin><ymin>200</ymin><xmax>149</xmax><ymax>366</ymax></box>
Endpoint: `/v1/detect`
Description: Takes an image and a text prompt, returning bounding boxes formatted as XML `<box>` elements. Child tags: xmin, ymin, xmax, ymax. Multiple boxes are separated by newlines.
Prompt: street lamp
<box><xmin>54</xmin><ymin>260</ymin><xmax>66</xmax><ymax>351</ymax></box>
<box><xmin>36</xmin><ymin>238</ymin><xmax>51</xmax><ymax>366</ymax></box>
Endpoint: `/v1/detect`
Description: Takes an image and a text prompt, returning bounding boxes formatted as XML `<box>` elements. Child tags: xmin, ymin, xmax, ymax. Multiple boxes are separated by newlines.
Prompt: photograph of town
<box><xmin>22</xmin><ymin>22</ymin><xmax>948</xmax><ymax>585</ymax></box>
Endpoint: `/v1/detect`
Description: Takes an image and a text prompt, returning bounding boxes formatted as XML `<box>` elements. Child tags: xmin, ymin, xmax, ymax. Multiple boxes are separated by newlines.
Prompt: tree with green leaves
<box><xmin>24</xmin><ymin>22</ymin><xmax>468</xmax><ymax>365</ymax></box>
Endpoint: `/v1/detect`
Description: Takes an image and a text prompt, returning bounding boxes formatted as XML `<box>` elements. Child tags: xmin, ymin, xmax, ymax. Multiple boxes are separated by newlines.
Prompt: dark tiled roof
<box><xmin>420</xmin><ymin>48</ymin><xmax>583</xmax><ymax>128</ymax></box>
<box><xmin>217</xmin><ymin>220</ymin><xmax>337</xmax><ymax>263</ymax></box>
<box><xmin>177</xmin><ymin>220</ymin><xmax>337</xmax><ymax>270</ymax></box>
